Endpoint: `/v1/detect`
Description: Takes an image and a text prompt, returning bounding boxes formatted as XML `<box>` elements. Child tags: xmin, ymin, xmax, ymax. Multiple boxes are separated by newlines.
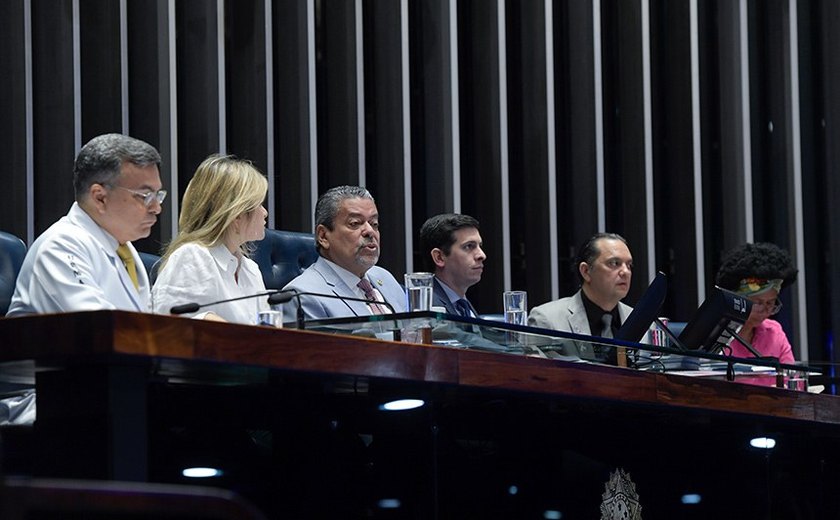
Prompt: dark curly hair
<box><xmin>714</xmin><ymin>242</ymin><xmax>798</xmax><ymax>291</ymax></box>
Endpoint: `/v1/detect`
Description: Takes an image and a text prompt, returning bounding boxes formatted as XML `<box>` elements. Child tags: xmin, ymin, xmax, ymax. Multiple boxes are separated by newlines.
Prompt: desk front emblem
<box><xmin>600</xmin><ymin>467</ymin><xmax>642</xmax><ymax>520</ymax></box>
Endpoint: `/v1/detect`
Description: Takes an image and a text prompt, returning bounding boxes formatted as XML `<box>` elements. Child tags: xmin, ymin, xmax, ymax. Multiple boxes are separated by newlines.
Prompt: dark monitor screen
<box><xmin>615</xmin><ymin>271</ymin><xmax>667</xmax><ymax>343</ymax></box>
<box><xmin>677</xmin><ymin>286</ymin><xmax>752</xmax><ymax>352</ymax></box>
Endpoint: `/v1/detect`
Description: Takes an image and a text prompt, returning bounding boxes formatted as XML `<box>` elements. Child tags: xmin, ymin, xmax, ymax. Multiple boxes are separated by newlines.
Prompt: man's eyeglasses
<box><xmin>114</xmin><ymin>186</ymin><xmax>167</xmax><ymax>207</ymax></box>
<box><xmin>750</xmin><ymin>298</ymin><xmax>782</xmax><ymax>314</ymax></box>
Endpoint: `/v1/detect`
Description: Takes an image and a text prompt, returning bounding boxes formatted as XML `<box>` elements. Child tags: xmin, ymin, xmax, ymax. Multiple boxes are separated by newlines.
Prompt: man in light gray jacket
<box><xmin>529</xmin><ymin>233</ymin><xmax>633</xmax><ymax>363</ymax></box>
<box><xmin>282</xmin><ymin>186</ymin><xmax>406</xmax><ymax>322</ymax></box>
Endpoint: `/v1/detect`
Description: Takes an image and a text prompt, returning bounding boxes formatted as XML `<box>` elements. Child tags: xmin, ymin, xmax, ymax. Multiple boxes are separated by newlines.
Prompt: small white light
<box><xmin>749</xmin><ymin>437</ymin><xmax>777</xmax><ymax>449</ymax></box>
<box><xmin>543</xmin><ymin>510</ymin><xmax>563</xmax><ymax>519</ymax></box>
<box><xmin>681</xmin><ymin>493</ymin><xmax>702</xmax><ymax>505</ymax></box>
<box><xmin>380</xmin><ymin>399</ymin><xmax>425</xmax><ymax>411</ymax></box>
<box><xmin>182</xmin><ymin>467</ymin><xmax>223</xmax><ymax>478</ymax></box>
<box><xmin>377</xmin><ymin>498</ymin><xmax>402</xmax><ymax>509</ymax></box>
<box><xmin>508</xmin><ymin>485</ymin><xmax>519</xmax><ymax>495</ymax></box>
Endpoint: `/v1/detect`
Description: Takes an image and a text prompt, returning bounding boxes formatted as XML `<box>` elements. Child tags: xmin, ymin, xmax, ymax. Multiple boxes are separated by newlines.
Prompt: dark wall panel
<box><xmin>176</xmin><ymin>0</ymin><xmax>220</xmax><ymax>195</ymax></box>
<box><xmin>0</xmin><ymin>0</ymin><xmax>29</xmax><ymax>239</ymax></box>
<box><xmin>274</xmin><ymin>0</ymin><xmax>314</xmax><ymax>232</ymax></box>
<box><xmin>80</xmin><ymin>0</ymin><xmax>122</xmax><ymax>140</ymax></box>
<box><xmin>458</xmin><ymin>0</ymin><xmax>504</xmax><ymax>313</ymax></box>
<box><xmin>506</xmin><ymin>0</ymin><xmax>553</xmax><ymax>307</ymax></box>
<box><xmin>32</xmin><ymin>0</ymin><xmax>76</xmax><ymax>234</ymax></box>
<box><xmin>363</xmin><ymin>0</ymin><xmax>408</xmax><ymax>274</ymax></box>
<box><xmin>316</xmin><ymin>0</ymin><xmax>360</xmax><ymax>189</ymax></box>
<box><xmin>650</xmin><ymin>0</ymin><xmax>697</xmax><ymax>321</ymax></box>
<box><xmin>225</xmin><ymin>0</ymin><xmax>267</xmax><ymax>172</ymax></box>
<box><xmin>128</xmin><ymin>0</ymin><xmax>174</xmax><ymax>252</ymax></box>
<box><xmin>601</xmin><ymin>0</ymin><xmax>650</xmax><ymax>301</ymax></box>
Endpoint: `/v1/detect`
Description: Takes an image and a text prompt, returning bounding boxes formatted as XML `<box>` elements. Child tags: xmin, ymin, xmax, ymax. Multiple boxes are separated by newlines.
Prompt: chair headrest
<box><xmin>138</xmin><ymin>252</ymin><xmax>162</xmax><ymax>285</ymax></box>
<box><xmin>0</xmin><ymin>231</ymin><xmax>27</xmax><ymax>316</ymax></box>
<box><xmin>251</xmin><ymin>229</ymin><xmax>319</xmax><ymax>290</ymax></box>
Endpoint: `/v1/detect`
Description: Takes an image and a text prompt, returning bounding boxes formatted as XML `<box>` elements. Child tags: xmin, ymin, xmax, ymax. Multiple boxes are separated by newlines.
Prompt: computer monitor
<box><xmin>615</xmin><ymin>271</ymin><xmax>667</xmax><ymax>343</ymax></box>
<box><xmin>677</xmin><ymin>286</ymin><xmax>752</xmax><ymax>353</ymax></box>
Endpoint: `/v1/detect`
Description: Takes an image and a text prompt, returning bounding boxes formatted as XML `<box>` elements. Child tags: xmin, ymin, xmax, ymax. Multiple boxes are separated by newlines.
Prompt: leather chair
<box><xmin>138</xmin><ymin>252</ymin><xmax>162</xmax><ymax>285</ymax></box>
<box><xmin>251</xmin><ymin>229</ymin><xmax>319</xmax><ymax>290</ymax></box>
<box><xmin>0</xmin><ymin>231</ymin><xmax>26</xmax><ymax>316</ymax></box>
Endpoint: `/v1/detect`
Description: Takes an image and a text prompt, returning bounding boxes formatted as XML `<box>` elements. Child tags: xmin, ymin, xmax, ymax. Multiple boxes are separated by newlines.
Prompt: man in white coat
<box><xmin>6</xmin><ymin>133</ymin><xmax>164</xmax><ymax>316</ymax></box>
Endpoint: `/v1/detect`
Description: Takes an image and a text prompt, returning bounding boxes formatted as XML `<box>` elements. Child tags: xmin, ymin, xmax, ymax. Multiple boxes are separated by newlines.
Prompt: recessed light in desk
<box><xmin>379</xmin><ymin>398</ymin><xmax>424</xmax><ymax>411</ymax></box>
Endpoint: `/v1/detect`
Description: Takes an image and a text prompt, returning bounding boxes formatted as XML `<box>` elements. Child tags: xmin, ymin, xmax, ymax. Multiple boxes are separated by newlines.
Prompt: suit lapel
<box><xmin>567</xmin><ymin>291</ymin><xmax>591</xmax><ymax>335</ymax></box>
<box><xmin>432</xmin><ymin>278</ymin><xmax>459</xmax><ymax>315</ymax></box>
<box><xmin>312</xmin><ymin>258</ymin><xmax>369</xmax><ymax>315</ymax></box>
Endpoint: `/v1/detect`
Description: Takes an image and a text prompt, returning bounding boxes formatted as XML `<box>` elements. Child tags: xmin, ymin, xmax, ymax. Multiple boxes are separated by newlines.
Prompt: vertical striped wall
<box><xmin>2</xmin><ymin>0</ymin><xmax>839</xmax><ymax>363</ymax></box>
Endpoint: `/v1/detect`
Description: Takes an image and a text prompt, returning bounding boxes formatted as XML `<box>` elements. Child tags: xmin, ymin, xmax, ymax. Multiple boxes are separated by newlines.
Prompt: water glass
<box><xmin>503</xmin><ymin>290</ymin><xmax>528</xmax><ymax>326</ymax></box>
<box><xmin>257</xmin><ymin>309</ymin><xmax>283</xmax><ymax>328</ymax></box>
<box><xmin>785</xmin><ymin>368</ymin><xmax>808</xmax><ymax>392</ymax></box>
<box><xmin>404</xmin><ymin>272</ymin><xmax>434</xmax><ymax>312</ymax></box>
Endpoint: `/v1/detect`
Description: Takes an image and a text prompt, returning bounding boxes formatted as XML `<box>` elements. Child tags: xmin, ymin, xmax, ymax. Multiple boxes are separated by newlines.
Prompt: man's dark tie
<box><xmin>357</xmin><ymin>278</ymin><xmax>387</xmax><ymax>315</ymax></box>
<box><xmin>455</xmin><ymin>298</ymin><xmax>472</xmax><ymax>318</ymax></box>
<box><xmin>600</xmin><ymin>313</ymin><xmax>613</xmax><ymax>338</ymax></box>
<box><xmin>601</xmin><ymin>313</ymin><xmax>627</xmax><ymax>367</ymax></box>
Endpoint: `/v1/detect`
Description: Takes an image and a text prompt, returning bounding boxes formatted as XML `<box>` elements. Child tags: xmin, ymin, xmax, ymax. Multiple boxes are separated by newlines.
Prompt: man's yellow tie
<box><xmin>116</xmin><ymin>244</ymin><xmax>139</xmax><ymax>290</ymax></box>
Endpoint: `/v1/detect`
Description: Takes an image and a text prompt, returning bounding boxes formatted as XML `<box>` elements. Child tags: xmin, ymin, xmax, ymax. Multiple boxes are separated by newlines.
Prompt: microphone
<box><xmin>267</xmin><ymin>290</ymin><xmax>396</xmax><ymax>329</ymax></box>
<box><xmin>170</xmin><ymin>291</ymin><xmax>281</xmax><ymax>315</ymax></box>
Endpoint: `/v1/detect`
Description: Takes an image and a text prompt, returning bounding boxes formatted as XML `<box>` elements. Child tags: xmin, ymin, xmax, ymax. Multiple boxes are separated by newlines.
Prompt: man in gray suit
<box><xmin>282</xmin><ymin>186</ymin><xmax>406</xmax><ymax>321</ymax></box>
<box><xmin>419</xmin><ymin>213</ymin><xmax>486</xmax><ymax>317</ymax></box>
<box><xmin>529</xmin><ymin>233</ymin><xmax>633</xmax><ymax>363</ymax></box>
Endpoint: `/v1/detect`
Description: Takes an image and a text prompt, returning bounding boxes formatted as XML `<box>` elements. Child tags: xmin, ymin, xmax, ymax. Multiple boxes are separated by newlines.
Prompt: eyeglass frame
<box><xmin>749</xmin><ymin>297</ymin><xmax>783</xmax><ymax>314</ymax></box>
<box><xmin>112</xmin><ymin>185</ymin><xmax>168</xmax><ymax>207</ymax></box>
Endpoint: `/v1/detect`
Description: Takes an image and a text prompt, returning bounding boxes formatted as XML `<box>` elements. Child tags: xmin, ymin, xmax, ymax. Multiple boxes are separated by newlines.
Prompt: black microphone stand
<box><xmin>169</xmin><ymin>291</ymin><xmax>280</xmax><ymax>315</ymax></box>
<box><xmin>266</xmin><ymin>290</ymin><xmax>396</xmax><ymax>330</ymax></box>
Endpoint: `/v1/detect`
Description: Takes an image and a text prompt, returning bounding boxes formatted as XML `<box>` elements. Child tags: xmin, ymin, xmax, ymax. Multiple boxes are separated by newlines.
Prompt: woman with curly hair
<box><xmin>714</xmin><ymin>242</ymin><xmax>798</xmax><ymax>363</ymax></box>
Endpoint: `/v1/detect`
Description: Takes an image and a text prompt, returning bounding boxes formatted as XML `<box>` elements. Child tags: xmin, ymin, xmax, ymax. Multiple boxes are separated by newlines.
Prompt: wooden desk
<box><xmin>1</xmin><ymin>311</ymin><xmax>839</xmax><ymax>519</ymax></box>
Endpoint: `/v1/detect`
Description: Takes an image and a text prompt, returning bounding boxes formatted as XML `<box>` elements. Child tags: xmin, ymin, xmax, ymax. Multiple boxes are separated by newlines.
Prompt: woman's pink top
<box><xmin>727</xmin><ymin>318</ymin><xmax>795</xmax><ymax>364</ymax></box>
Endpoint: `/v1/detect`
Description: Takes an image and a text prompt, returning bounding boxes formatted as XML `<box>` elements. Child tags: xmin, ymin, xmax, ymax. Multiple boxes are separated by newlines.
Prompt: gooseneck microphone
<box><xmin>170</xmin><ymin>291</ymin><xmax>283</xmax><ymax>315</ymax></box>
<box><xmin>267</xmin><ymin>290</ymin><xmax>396</xmax><ymax>330</ymax></box>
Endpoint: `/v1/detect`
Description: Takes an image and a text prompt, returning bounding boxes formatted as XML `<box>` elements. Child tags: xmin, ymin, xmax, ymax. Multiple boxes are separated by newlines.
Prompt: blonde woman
<box><xmin>153</xmin><ymin>155</ymin><xmax>269</xmax><ymax>324</ymax></box>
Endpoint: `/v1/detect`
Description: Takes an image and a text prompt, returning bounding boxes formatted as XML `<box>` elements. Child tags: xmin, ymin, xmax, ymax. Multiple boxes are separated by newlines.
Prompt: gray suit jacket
<box><xmin>281</xmin><ymin>256</ymin><xmax>406</xmax><ymax>322</ymax></box>
<box><xmin>528</xmin><ymin>289</ymin><xmax>633</xmax><ymax>360</ymax></box>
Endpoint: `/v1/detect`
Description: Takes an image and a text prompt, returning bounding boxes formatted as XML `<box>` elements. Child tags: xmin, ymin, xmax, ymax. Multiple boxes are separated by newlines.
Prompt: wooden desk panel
<box><xmin>1</xmin><ymin>310</ymin><xmax>837</xmax><ymax>424</ymax></box>
<box><xmin>3</xmin><ymin>311</ymin><xmax>840</xmax><ymax>519</ymax></box>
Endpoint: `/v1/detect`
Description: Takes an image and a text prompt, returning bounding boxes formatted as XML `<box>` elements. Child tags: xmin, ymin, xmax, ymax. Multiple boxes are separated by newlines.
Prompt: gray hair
<box><xmin>73</xmin><ymin>134</ymin><xmax>161</xmax><ymax>200</ymax></box>
<box><xmin>314</xmin><ymin>185</ymin><xmax>375</xmax><ymax>251</ymax></box>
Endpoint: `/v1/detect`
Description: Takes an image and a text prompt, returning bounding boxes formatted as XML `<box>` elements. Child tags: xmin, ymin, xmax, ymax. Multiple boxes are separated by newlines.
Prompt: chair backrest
<box><xmin>138</xmin><ymin>252</ymin><xmax>162</xmax><ymax>285</ymax></box>
<box><xmin>251</xmin><ymin>229</ymin><xmax>319</xmax><ymax>290</ymax></box>
<box><xmin>0</xmin><ymin>477</ymin><xmax>268</xmax><ymax>520</ymax></box>
<box><xmin>0</xmin><ymin>231</ymin><xmax>26</xmax><ymax>316</ymax></box>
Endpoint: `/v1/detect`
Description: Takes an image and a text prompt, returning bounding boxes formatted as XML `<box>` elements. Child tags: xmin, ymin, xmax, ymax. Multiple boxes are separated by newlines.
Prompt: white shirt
<box><xmin>6</xmin><ymin>202</ymin><xmax>151</xmax><ymax>316</ymax></box>
<box><xmin>152</xmin><ymin>243</ymin><xmax>269</xmax><ymax>325</ymax></box>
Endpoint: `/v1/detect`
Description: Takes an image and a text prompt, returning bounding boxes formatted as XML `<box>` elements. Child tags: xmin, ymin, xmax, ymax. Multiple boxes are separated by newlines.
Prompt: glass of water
<box><xmin>503</xmin><ymin>290</ymin><xmax>528</xmax><ymax>326</ymax></box>
<box><xmin>257</xmin><ymin>309</ymin><xmax>283</xmax><ymax>328</ymax></box>
<box><xmin>404</xmin><ymin>272</ymin><xmax>434</xmax><ymax>312</ymax></box>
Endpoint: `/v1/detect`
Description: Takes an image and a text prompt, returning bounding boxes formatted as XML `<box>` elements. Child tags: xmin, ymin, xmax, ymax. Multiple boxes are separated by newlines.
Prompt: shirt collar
<box><xmin>321</xmin><ymin>257</ymin><xmax>371</xmax><ymax>297</ymax></box>
<box><xmin>69</xmin><ymin>202</ymin><xmax>122</xmax><ymax>255</ymax></box>
<box><xmin>435</xmin><ymin>277</ymin><xmax>462</xmax><ymax>305</ymax></box>
<box><xmin>580</xmin><ymin>289</ymin><xmax>620</xmax><ymax>331</ymax></box>
<box><xmin>208</xmin><ymin>243</ymin><xmax>242</xmax><ymax>274</ymax></box>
